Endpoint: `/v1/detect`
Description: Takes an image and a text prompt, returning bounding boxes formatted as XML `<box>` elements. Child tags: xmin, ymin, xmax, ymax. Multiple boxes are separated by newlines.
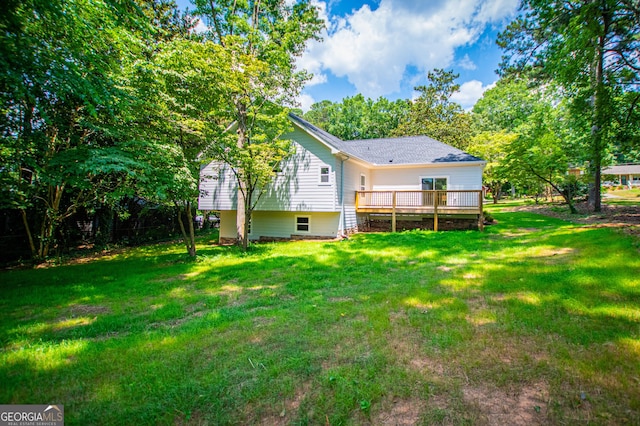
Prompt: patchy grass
<box><xmin>607</xmin><ymin>188</ymin><xmax>640</xmax><ymax>200</ymax></box>
<box><xmin>1</xmin><ymin>214</ymin><xmax>639</xmax><ymax>425</ymax></box>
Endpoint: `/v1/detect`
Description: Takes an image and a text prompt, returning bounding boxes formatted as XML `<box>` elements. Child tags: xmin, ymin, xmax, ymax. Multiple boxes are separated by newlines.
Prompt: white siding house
<box><xmin>199</xmin><ymin>114</ymin><xmax>486</xmax><ymax>242</ymax></box>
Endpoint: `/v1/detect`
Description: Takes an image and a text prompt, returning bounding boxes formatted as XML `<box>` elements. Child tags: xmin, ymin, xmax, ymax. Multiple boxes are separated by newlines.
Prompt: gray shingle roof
<box><xmin>602</xmin><ymin>164</ymin><xmax>640</xmax><ymax>175</ymax></box>
<box><xmin>289</xmin><ymin>113</ymin><xmax>344</xmax><ymax>149</ymax></box>
<box><xmin>289</xmin><ymin>113</ymin><xmax>483</xmax><ymax>165</ymax></box>
<box><xmin>331</xmin><ymin>136</ymin><xmax>482</xmax><ymax>165</ymax></box>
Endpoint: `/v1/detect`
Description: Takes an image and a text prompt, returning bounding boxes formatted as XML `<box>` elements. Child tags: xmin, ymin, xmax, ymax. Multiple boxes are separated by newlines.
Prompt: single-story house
<box><xmin>199</xmin><ymin>114</ymin><xmax>486</xmax><ymax>243</ymax></box>
<box><xmin>602</xmin><ymin>164</ymin><xmax>640</xmax><ymax>187</ymax></box>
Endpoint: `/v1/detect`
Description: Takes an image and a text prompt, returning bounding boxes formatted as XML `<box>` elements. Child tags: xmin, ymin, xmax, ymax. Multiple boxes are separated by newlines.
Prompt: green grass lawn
<box><xmin>1</xmin><ymin>210</ymin><xmax>639</xmax><ymax>425</ymax></box>
<box><xmin>606</xmin><ymin>187</ymin><xmax>640</xmax><ymax>200</ymax></box>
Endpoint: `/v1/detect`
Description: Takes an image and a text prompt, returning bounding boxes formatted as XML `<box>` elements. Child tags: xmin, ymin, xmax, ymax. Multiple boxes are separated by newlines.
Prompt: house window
<box><xmin>421</xmin><ymin>177</ymin><xmax>447</xmax><ymax>190</ymax></box>
<box><xmin>421</xmin><ymin>177</ymin><xmax>448</xmax><ymax>206</ymax></box>
<box><xmin>319</xmin><ymin>166</ymin><xmax>331</xmax><ymax>184</ymax></box>
<box><xmin>296</xmin><ymin>216</ymin><xmax>310</xmax><ymax>233</ymax></box>
<box><xmin>360</xmin><ymin>174</ymin><xmax>366</xmax><ymax>191</ymax></box>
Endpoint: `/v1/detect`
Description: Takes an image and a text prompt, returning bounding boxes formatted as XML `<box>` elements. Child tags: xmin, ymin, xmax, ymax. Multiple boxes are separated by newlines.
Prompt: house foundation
<box><xmin>360</xmin><ymin>216</ymin><xmax>480</xmax><ymax>232</ymax></box>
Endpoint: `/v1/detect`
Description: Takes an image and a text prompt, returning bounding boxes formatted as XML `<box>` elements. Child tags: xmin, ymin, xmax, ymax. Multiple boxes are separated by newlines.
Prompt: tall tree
<box><xmin>393</xmin><ymin>69</ymin><xmax>472</xmax><ymax>150</ymax></box>
<box><xmin>504</xmin><ymin>98</ymin><xmax>584</xmax><ymax>212</ymax></box>
<box><xmin>498</xmin><ymin>0</ymin><xmax>640</xmax><ymax>211</ymax></box>
<box><xmin>0</xmin><ymin>0</ymin><xmax>151</xmax><ymax>259</ymax></box>
<box><xmin>137</xmin><ymin>0</ymin><xmax>194</xmax><ymax>43</ymax></box>
<box><xmin>472</xmin><ymin>77</ymin><xmax>536</xmax><ymax>134</ymax></box>
<box><xmin>610</xmin><ymin>86</ymin><xmax>640</xmax><ymax>163</ymax></box>
<box><xmin>192</xmin><ymin>0</ymin><xmax>323</xmax><ymax>250</ymax></box>
<box><xmin>122</xmin><ymin>0</ymin><xmax>204</xmax><ymax>257</ymax></box>
<box><xmin>472</xmin><ymin>77</ymin><xmax>587</xmax><ymax>208</ymax></box>
<box><xmin>467</xmin><ymin>131</ymin><xmax>517</xmax><ymax>204</ymax></box>
<box><xmin>303</xmin><ymin>95</ymin><xmax>410</xmax><ymax>140</ymax></box>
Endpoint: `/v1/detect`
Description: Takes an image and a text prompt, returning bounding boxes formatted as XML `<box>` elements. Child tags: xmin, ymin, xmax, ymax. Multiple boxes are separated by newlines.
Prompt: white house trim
<box><xmin>290</xmin><ymin>121</ymin><xmax>341</xmax><ymax>155</ymax></box>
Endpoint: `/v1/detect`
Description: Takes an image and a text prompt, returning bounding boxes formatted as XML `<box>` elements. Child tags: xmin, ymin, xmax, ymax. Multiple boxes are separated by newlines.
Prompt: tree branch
<box><xmin>208</xmin><ymin>0</ymin><xmax>225</xmax><ymax>46</ymax></box>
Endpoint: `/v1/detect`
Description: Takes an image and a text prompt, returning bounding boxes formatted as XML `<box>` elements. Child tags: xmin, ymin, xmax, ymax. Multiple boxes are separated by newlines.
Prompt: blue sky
<box><xmin>176</xmin><ymin>0</ymin><xmax>519</xmax><ymax>110</ymax></box>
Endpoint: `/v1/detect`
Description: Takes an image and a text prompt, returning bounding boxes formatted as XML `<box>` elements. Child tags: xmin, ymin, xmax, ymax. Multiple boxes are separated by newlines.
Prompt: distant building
<box><xmin>602</xmin><ymin>164</ymin><xmax>640</xmax><ymax>187</ymax></box>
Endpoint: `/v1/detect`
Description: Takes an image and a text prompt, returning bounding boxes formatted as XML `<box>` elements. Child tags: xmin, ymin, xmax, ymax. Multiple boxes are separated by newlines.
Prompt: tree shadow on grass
<box><xmin>0</xmin><ymin>212</ymin><xmax>639</xmax><ymax>423</ymax></box>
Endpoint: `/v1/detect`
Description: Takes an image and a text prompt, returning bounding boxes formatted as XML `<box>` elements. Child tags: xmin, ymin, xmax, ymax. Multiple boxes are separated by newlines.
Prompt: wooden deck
<box><xmin>356</xmin><ymin>190</ymin><xmax>484</xmax><ymax>231</ymax></box>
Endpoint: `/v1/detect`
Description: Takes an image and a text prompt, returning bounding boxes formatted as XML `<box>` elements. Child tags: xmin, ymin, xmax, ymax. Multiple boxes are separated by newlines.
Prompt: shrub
<box><xmin>483</xmin><ymin>211</ymin><xmax>495</xmax><ymax>223</ymax></box>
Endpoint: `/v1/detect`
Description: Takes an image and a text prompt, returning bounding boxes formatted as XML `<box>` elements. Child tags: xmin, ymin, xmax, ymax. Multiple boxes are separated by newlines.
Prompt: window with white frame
<box><xmin>319</xmin><ymin>166</ymin><xmax>331</xmax><ymax>184</ymax></box>
<box><xmin>295</xmin><ymin>216</ymin><xmax>310</xmax><ymax>233</ymax></box>
<box><xmin>360</xmin><ymin>174</ymin><xmax>366</xmax><ymax>191</ymax></box>
<box><xmin>421</xmin><ymin>177</ymin><xmax>448</xmax><ymax>190</ymax></box>
<box><xmin>420</xmin><ymin>177</ymin><xmax>449</xmax><ymax>206</ymax></box>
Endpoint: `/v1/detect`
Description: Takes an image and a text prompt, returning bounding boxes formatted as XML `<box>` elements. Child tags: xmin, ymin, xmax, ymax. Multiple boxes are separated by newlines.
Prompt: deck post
<box><xmin>433</xmin><ymin>190</ymin><xmax>439</xmax><ymax>232</ymax></box>
<box><xmin>391</xmin><ymin>191</ymin><xmax>397</xmax><ymax>232</ymax></box>
<box><xmin>478</xmin><ymin>190</ymin><xmax>484</xmax><ymax>231</ymax></box>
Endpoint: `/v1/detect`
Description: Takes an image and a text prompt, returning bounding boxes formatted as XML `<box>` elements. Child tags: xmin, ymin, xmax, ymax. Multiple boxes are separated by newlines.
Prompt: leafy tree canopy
<box><xmin>498</xmin><ymin>0</ymin><xmax>640</xmax><ymax>210</ymax></box>
<box><xmin>303</xmin><ymin>95</ymin><xmax>410</xmax><ymax>140</ymax></box>
<box><xmin>392</xmin><ymin>69</ymin><xmax>472</xmax><ymax>150</ymax></box>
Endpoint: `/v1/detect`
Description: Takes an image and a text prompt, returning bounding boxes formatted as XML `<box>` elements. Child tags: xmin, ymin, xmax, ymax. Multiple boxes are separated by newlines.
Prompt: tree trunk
<box><xmin>186</xmin><ymin>202</ymin><xmax>196</xmax><ymax>257</ymax></box>
<box><xmin>531</xmin><ymin>170</ymin><xmax>577</xmax><ymax>214</ymax></box>
<box><xmin>564</xmin><ymin>189</ymin><xmax>577</xmax><ymax>214</ymax></box>
<box><xmin>590</xmin><ymin>4</ymin><xmax>611</xmax><ymax>213</ymax></box>
<box><xmin>235</xmin><ymin>102</ymin><xmax>249</xmax><ymax>251</ymax></box>
<box><xmin>38</xmin><ymin>184</ymin><xmax>65</xmax><ymax>259</ymax></box>
<box><xmin>176</xmin><ymin>201</ymin><xmax>197</xmax><ymax>257</ymax></box>
<box><xmin>20</xmin><ymin>208</ymin><xmax>36</xmax><ymax>258</ymax></box>
<box><xmin>242</xmin><ymin>209</ymin><xmax>250</xmax><ymax>251</ymax></box>
<box><xmin>237</xmin><ymin>188</ymin><xmax>248</xmax><ymax>250</ymax></box>
<box><xmin>490</xmin><ymin>183</ymin><xmax>502</xmax><ymax>204</ymax></box>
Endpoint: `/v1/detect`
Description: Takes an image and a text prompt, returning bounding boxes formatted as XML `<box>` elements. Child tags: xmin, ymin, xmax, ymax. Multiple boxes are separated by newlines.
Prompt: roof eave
<box><xmin>337</xmin><ymin>152</ymin><xmax>371</xmax><ymax>166</ymax></box>
<box><xmin>368</xmin><ymin>160</ymin><xmax>487</xmax><ymax>169</ymax></box>
<box><xmin>289</xmin><ymin>118</ymin><xmax>341</xmax><ymax>154</ymax></box>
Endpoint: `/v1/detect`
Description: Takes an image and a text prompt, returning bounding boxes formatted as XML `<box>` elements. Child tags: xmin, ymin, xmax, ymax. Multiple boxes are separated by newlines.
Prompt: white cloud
<box><xmin>451</xmin><ymin>80</ymin><xmax>496</xmax><ymax>110</ymax></box>
<box><xmin>296</xmin><ymin>93</ymin><xmax>317</xmax><ymax>112</ymax></box>
<box><xmin>300</xmin><ymin>0</ymin><xmax>518</xmax><ymax>97</ymax></box>
<box><xmin>307</xmin><ymin>72</ymin><xmax>328</xmax><ymax>86</ymax></box>
<box><xmin>458</xmin><ymin>54</ymin><xmax>477</xmax><ymax>71</ymax></box>
<box><xmin>476</xmin><ymin>0</ymin><xmax>521</xmax><ymax>22</ymax></box>
<box><xmin>192</xmin><ymin>19</ymin><xmax>209</xmax><ymax>34</ymax></box>
<box><xmin>295</xmin><ymin>50</ymin><xmax>327</xmax><ymax>86</ymax></box>
<box><xmin>295</xmin><ymin>0</ymin><xmax>331</xmax><ymax>87</ymax></box>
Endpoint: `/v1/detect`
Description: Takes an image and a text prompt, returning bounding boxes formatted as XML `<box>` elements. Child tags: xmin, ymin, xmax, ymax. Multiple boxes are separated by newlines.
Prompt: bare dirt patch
<box><xmin>254</xmin><ymin>382</ymin><xmax>312</xmax><ymax>426</ymax></box>
<box><xmin>500</xmin><ymin>227</ymin><xmax>541</xmax><ymax>238</ymax></box>
<box><xmin>173</xmin><ymin>409</ymin><xmax>207</xmax><ymax>425</ymax></box>
<box><xmin>463</xmin><ymin>381</ymin><xmax>549</xmax><ymax>425</ymax></box>
<box><xmin>436</xmin><ymin>265</ymin><xmax>456</xmax><ymax>272</ymax></box>
<box><xmin>327</xmin><ymin>296</ymin><xmax>354</xmax><ymax>303</ymax></box>
<box><xmin>252</xmin><ymin>316</ymin><xmax>276</xmax><ymax>327</ymax></box>
<box><xmin>374</xmin><ymin>398</ymin><xmax>424</xmax><ymax>425</ymax></box>
<box><xmin>465</xmin><ymin>297</ymin><xmax>498</xmax><ymax>327</ymax></box>
<box><xmin>388</xmin><ymin>309</ymin><xmax>408</xmax><ymax>323</ymax></box>
<box><xmin>185</xmin><ymin>301</ymin><xmax>207</xmax><ymax>314</ymax></box>
<box><xmin>67</xmin><ymin>304</ymin><xmax>111</xmax><ymax>317</ymax></box>
<box><xmin>466</xmin><ymin>297</ymin><xmax>488</xmax><ymax>310</ymax></box>
<box><xmin>386</xmin><ymin>311</ymin><xmax>448</xmax><ymax>377</ymax></box>
<box><xmin>409</xmin><ymin>356</ymin><xmax>446</xmax><ymax>376</ymax></box>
